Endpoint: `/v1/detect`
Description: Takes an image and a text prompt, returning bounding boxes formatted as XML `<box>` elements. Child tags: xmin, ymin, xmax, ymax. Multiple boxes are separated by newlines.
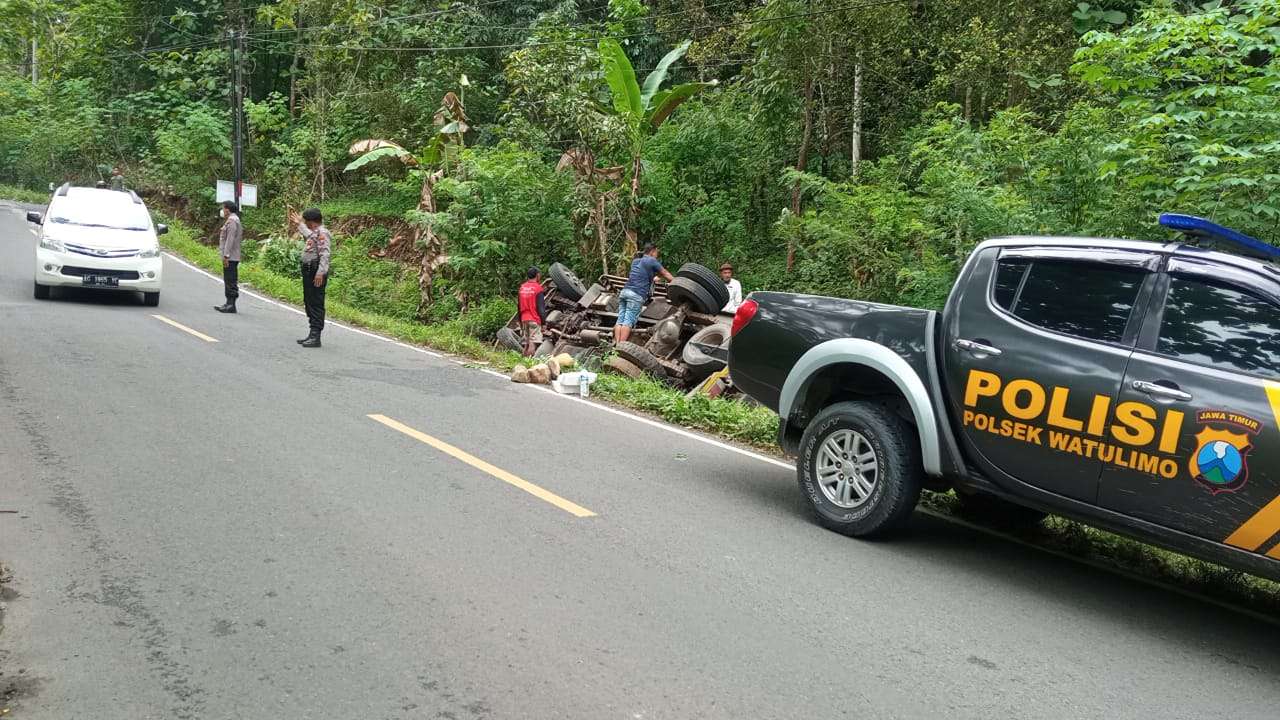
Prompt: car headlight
<box><xmin>138</xmin><ymin>246</ymin><xmax>160</xmax><ymax>258</ymax></box>
<box><xmin>39</xmin><ymin>235</ymin><xmax>64</xmax><ymax>252</ymax></box>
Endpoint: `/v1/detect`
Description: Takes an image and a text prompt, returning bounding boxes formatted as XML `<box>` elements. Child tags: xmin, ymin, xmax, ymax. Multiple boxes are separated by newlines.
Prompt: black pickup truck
<box><xmin>728</xmin><ymin>215</ymin><xmax>1280</xmax><ymax>582</ymax></box>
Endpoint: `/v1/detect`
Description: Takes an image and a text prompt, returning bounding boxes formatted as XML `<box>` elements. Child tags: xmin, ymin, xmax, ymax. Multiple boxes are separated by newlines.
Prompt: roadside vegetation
<box><xmin>3</xmin><ymin>0</ymin><xmax>1280</xmax><ymax>606</ymax></box>
<box><xmin>159</xmin><ymin>217</ymin><xmax>1280</xmax><ymax>612</ymax></box>
<box><xmin>0</xmin><ymin>184</ymin><xmax>47</xmax><ymax>205</ymax></box>
<box><xmin>161</xmin><ymin>219</ymin><xmax>782</xmax><ymax>448</ymax></box>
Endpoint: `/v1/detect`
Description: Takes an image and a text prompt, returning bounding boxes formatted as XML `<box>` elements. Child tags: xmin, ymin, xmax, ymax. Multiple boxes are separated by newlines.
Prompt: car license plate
<box><xmin>82</xmin><ymin>274</ymin><xmax>119</xmax><ymax>287</ymax></box>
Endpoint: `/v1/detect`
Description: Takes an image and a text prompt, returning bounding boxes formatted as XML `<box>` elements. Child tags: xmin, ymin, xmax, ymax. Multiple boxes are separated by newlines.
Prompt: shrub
<box><xmin>259</xmin><ymin>235</ymin><xmax>303</xmax><ymax>277</ymax></box>
<box><xmin>459</xmin><ymin>297</ymin><xmax>517</xmax><ymax>340</ymax></box>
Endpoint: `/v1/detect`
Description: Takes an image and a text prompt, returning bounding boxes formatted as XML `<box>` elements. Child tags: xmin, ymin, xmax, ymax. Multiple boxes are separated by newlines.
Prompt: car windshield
<box><xmin>49</xmin><ymin>194</ymin><xmax>152</xmax><ymax>231</ymax></box>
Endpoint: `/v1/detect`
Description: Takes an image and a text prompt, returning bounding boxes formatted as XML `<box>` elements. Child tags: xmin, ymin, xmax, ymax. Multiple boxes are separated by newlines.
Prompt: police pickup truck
<box><xmin>728</xmin><ymin>215</ymin><xmax>1280</xmax><ymax>582</ymax></box>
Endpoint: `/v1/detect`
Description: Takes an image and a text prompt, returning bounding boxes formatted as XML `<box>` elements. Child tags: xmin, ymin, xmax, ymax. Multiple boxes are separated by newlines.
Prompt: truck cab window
<box><xmin>1157</xmin><ymin>276</ymin><xmax>1280</xmax><ymax>379</ymax></box>
<box><xmin>1007</xmin><ymin>260</ymin><xmax>1142</xmax><ymax>343</ymax></box>
<box><xmin>992</xmin><ymin>258</ymin><xmax>1029</xmax><ymax>311</ymax></box>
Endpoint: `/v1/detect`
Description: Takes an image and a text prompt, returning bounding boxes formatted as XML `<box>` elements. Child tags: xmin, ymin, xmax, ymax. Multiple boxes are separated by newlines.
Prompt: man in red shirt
<box><xmin>517</xmin><ymin>267</ymin><xmax>548</xmax><ymax>356</ymax></box>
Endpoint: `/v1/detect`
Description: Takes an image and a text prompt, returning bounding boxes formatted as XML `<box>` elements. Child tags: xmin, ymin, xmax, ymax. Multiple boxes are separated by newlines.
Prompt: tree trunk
<box><xmin>595</xmin><ymin>192</ymin><xmax>609</xmax><ymax>277</ymax></box>
<box><xmin>415</xmin><ymin>172</ymin><xmax>442</xmax><ymax>317</ymax></box>
<box><xmin>963</xmin><ymin>85</ymin><xmax>972</xmax><ymax>123</ymax></box>
<box><xmin>623</xmin><ymin>153</ymin><xmax>642</xmax><ymax>263</ymax></box>
<box><xmin>787</xmin><ymin>77</ymin><xmax>815</xmax><ymax>273</ymax></box>
<box><xmin>851</xmin><ymin>50</ymin><xmax>863</xmax><ymax>181</ymax></box>
<box><xmin>288</xmin><ymin>18</ymin><xmax>302</xmax><ymax>115</ymax></box>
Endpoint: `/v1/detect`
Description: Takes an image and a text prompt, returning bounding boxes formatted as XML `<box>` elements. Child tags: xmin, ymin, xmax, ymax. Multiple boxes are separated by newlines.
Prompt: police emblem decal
<box><xmin>1189</xmin><ymin>410</ymin><xmax>1261</xmax><ymax>495</ymax></box>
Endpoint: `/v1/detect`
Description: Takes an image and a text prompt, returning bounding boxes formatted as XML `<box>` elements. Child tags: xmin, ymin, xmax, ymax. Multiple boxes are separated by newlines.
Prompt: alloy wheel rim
<box><xmin>816</xmin><ymin>429</ymin><xmax>878</xmax><ymax>509</ymax></box>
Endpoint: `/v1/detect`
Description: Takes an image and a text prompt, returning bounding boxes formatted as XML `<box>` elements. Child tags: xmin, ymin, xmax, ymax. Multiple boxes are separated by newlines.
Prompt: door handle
<box><xmin>1132</xmin><ymin>380</ymin><xmax>1192</xmax><ymax>402</ymax></box>
<box><xmin>954</xmin><ymin>338</ymin><xmax>1002</xmax><ymax>356</ymax></box>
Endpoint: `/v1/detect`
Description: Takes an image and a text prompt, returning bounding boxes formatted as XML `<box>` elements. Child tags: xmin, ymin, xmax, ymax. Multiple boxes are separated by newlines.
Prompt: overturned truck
<box><xmin>498</xmin><ymin>262</ymin><xmax>734</xmax><ymax>391</ymax></box>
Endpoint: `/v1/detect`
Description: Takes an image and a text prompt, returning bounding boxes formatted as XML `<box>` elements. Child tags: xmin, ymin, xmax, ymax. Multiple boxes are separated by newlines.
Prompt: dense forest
<box><xmin>1</xmin><ymin>0</ymin><xmax>1277</xmax><ymax>315</ymax></box>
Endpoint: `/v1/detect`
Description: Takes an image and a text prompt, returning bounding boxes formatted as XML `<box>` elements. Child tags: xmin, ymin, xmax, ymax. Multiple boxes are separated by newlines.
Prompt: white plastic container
<box><xmin>552</xmin><ymin>371</ymin><xmax>597</xmax><ymax>395</ymax></box>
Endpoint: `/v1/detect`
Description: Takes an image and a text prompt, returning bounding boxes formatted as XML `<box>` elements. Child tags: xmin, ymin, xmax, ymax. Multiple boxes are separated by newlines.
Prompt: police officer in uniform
<box><xmin>289</xmin><ymin>208</ymin><xmax>331</xmax><ymax>348</ymax></box>
<box><xmin>214</xmin><ymin>201</ymin><xmax>242</xmax><ymax>313</ymax></box>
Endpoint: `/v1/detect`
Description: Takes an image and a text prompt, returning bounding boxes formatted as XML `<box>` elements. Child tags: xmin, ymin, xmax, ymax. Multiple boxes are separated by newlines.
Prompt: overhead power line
<box><xmin>243</xmin><ymin>0</ymin><xmax>913</xmax><ymax>54</ymax></box>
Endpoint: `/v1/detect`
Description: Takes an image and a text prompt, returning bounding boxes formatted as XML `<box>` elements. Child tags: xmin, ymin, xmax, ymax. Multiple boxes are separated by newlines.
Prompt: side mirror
<box><xmin>26</xmin><ymin>211</ymin><xmax>43</xmax><ymax>225</ymax></box>
<box><xmin>155</xmin><ymin>224</ymin><xmax>169</xmax><ymax>236</ymax></box>
<box><xmin>47</xmin><ymin>182</ymin><xmax>55</xmax><ymax>192</ymax></box>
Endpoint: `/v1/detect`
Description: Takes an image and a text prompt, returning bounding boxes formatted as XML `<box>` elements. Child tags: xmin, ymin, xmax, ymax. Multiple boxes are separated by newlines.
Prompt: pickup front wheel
<box><xmin>798</xmin><ymin>401</ymin><xmax>923</xmax><ymax>537</ymax></box>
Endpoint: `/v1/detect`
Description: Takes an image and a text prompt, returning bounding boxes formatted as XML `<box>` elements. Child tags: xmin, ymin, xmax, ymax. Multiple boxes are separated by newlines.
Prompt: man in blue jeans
<box><xmin>615</xmin><ymin>243</ymin><xmax>674</xmax><ymax>345</ymax></box>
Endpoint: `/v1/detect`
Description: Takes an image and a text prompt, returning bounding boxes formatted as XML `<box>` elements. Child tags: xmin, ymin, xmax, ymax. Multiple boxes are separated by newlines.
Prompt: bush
<box><xmin>150</xmin><ymin>103</ymin><xmax>231</xmax><ymax>207</ymax></box>
<box><xmin>459</xmin><ymin>297</ymin><xmax>517</xmax><ymax>340</ymax></box>
<box><xmin>328</xmin><ymin>246</ymin><xmax>420</xmax><ymax>321</ymax></box>
<box><xmin>259</xmin><ymin>235</ymin><xmax>303</xmax><ymax>277</ymax></box>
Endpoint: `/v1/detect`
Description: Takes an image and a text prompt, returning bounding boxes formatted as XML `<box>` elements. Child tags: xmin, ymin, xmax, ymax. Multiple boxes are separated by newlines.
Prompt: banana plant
<box><xmin>343</xmin><ymin>88</ymin><xmax>471</xmax><ymax>315</ymax></box>
<box><xmin>597</xmin><ymin>38</ymin><xmax>716</xmax><ymax>257</ymax></box>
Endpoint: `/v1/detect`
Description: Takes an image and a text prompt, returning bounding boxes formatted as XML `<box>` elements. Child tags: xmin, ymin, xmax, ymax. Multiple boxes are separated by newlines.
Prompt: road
<box><xmin>0</xmin><ymin>202</ymin><xmax>1277</xmax><ymax>720</ymax></box>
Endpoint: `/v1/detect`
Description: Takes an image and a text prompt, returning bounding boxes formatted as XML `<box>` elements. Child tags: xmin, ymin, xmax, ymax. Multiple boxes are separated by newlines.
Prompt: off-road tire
<box><xmin>797</xmin><ymin>401</ymin><xmax>923</xmax><ymax>538</ymax></box>
<box><xmin>614</xmin><ymin>341</ymin><xmax>667</xmax><ymax>379</ymax></box>
<box><xmin>33</xmin><ymin>282</ymin><xmax>50</xmax><ymax>300</ymax></box>
<box><xmin>954</xmin><ymin>491</ymin><xmax>1048</xmax><ymax>530</ymax></box>
<box><xmin>143</xmin><ymin>291</ymin><xmax>160</xmax><ymax>307</ymax></box>
<box><xmin>603</xmin><ymin>356</ymin><xmax>644</xmax><ymax>379</ymax></box>
<box><xmin>665</xmin><ymin>276</ymin><xmax>719</xmax><ymax>315</ymax></box>
<box><xmin>676</xmin><ymin>263</ymin><xmax>731</xmax><ymax>308</ymax></box>
<box><xmin>549</xmin><ymin>262</ymin><xmax>587</xmax><ymax>301</ymax></box>
<box><xmin>496</xmin><ymin>326</ymin><xmax>523</xmax><ymax>352</ymax></box>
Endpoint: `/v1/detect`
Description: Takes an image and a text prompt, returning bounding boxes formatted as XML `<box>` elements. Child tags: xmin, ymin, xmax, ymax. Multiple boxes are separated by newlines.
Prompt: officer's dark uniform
<box><xmin>298</xmin><ymin>224</ymin><xmax>332</xmax><ymax>346</ymax></box>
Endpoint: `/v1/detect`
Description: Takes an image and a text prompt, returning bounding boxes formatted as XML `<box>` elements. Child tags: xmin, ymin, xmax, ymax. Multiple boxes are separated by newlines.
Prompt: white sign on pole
<box><xmin>216</xmin><ymin>180</ymin><xmax>259</xmax><ymax>207</ymax></box>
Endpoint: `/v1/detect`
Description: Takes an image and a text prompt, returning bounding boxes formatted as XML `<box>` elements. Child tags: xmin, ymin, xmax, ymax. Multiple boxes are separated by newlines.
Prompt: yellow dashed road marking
<box><xmin>368</xmin><ymin>414</ymin><xmax>596</xmax><ymax>518</ymax></box>
<box><xmin>152</xmin><ymin>314</ymin><xmax>218</xmax><ymax>343</ymax></box>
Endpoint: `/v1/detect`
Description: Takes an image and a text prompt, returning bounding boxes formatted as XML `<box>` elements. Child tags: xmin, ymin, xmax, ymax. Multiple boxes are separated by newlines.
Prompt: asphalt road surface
<box><xmin>1</xmin><ymin>201</ymin><xmax>1278</xmax><ymax>720</ymax></box>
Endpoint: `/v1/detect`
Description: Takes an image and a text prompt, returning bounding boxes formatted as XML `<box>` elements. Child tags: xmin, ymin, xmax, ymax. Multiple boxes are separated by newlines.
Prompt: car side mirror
<box><xmin>26</xmin><ymin>211</ymin><xmax>43</xmax><ymax>225</ymax></box>
<box><xmin>155</xmin><ymin>224</ymin><xmax>169</xmax><ymax>236</ymax></box>
<box><xmin>47</xmin><ymin>182</ymin><xmax>55</xmax><ymax>192</ymax></box>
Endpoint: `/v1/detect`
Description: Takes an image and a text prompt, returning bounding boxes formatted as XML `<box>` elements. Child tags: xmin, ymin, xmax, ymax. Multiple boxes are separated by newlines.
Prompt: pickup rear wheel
<box><xmin>798</xmin><ymin>401</ymin><xmax>923</xmax><ymax>537</ymax></box>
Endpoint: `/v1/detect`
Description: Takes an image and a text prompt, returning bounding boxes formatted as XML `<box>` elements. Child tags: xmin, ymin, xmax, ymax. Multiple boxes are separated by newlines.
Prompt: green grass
<box><xmin>159</xmin><ymin>214</ymin><xmax>1280</xmax><ymax>613</ymax></box>
<box><xmin>920</xmin><ymin>490</ymin><xmax>1280</xmax><ymax>613</ymax></box>
<box><xmin>160</xmin><ymin>219</ymin><xmax>780</xmax><ymax>446</ymax></box>
<box><xmin>0</xmin><ymin>184</ymin><xmax>50</xmax><ymax>204</ymax></box>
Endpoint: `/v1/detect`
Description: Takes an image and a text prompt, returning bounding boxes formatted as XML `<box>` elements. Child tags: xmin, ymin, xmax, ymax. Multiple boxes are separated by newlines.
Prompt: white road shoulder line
<box><xmin>163</xmin><ymin>251</ymin><xmax>444</xmax><ymax>357</ymax></box>
<box><xmin>165</xmin><ymin>249</ymin><xmax>787</xmax><ymax>470</ymax></box>
<box><xmin>163</xmin><ymin>247</ymin><xmax>1280</xmax><ymax>622</ymax></box>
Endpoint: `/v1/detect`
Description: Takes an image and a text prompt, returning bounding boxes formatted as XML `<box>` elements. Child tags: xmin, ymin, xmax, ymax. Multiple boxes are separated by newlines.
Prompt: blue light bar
<box><xmin>1159</xmin><ymin>213</ymin><xmax>1280</xmax><ymax>260</ymax></box>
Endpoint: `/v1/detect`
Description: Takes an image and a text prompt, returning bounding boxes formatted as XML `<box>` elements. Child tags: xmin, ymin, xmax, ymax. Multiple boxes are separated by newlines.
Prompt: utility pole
<box><xmin>229</xmin><ymin>28</ymin><xmax>245</xmax><ymax>207</ymax></box>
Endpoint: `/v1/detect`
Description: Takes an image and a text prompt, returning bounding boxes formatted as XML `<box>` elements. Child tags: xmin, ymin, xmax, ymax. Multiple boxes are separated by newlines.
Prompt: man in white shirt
<box><xmin>720</xmin><ymin>263</ymin><xmax>743</xmax><ymax>313</ymax></box>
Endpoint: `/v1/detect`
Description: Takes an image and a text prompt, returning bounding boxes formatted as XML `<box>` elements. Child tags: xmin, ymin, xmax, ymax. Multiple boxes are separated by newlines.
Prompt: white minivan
<box><xmin>27</xmin><ymin>184</ymin><xmax>165</xmax><ymax>306</ymax></box>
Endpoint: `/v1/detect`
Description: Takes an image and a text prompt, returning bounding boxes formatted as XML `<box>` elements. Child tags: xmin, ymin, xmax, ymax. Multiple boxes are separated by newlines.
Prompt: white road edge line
<box><xmin>164</xmin><ymin>249</ymin><xmax>791</xmax><ymax>469</ymax></box>
<box><xmin>143</xmin><ymin>251</ymin><xmax>1280</xmax><ymax>624</ymax></box>
<box><xmin>163</xmin><ymin>251</ymin><xmax>444</xmax><ymax>357</ymax></box>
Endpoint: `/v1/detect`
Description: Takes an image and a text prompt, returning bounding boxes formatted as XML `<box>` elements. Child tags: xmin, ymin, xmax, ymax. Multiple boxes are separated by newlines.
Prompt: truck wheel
<box><xmin>954</xmin><ymin>491</ymin><xmax>1048</xmax><ymax>530</ymax></box>
<box><xmin>614</xmin><ymin>341</ymin><xmax>667</xmax><ymax>379</ymax></box>
<box><xmin>675</xmin><ymin>263</ymin><xmax>731</xmax><ymax>308</ymax></box>
<box><xmin>665</xmin><ymin>277</ymin><xmax>720</xmax><ymax>315</ymax></box>
<box><xmin>798</xmin><ymin>401</ymin><xmax>923</xmax><ymax>538</ymax></box>
<box><xmin>549</xmin><ymin>262</ymin><xmax>587</xmax><ymax>301</ymax></box>
<box><xmin>603</xmin><ymin>356</ymin><xmax>644</xmax><ymax>379</ymax></box>
<box><xmin>496</xmin><ymin>327</ymin><xmax>523</xmax><ymax>352</ymax></box>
